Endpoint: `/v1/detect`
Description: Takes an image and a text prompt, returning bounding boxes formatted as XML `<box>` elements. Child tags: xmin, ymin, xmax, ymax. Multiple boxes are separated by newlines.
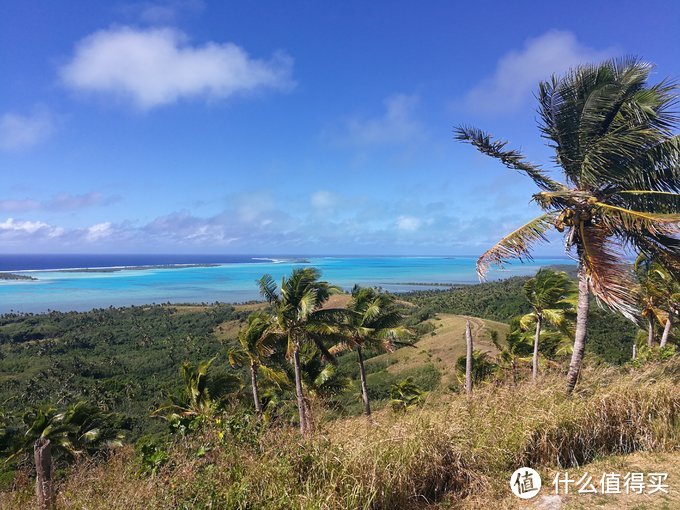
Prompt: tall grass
<box><xmin>2</xmin><ymin>360</ymin><xmax>678</xmax><ymax>509</ymax></box>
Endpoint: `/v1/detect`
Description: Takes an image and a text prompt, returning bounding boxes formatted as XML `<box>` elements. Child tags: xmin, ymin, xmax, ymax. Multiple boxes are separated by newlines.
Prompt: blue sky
<box><xmin>1</xmin><ymin>0</ymin><xmax>678</xmax><ymax>255</ymax></box>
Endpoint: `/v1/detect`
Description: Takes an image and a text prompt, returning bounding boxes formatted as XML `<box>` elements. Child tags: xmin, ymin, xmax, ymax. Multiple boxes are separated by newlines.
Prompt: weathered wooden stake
<box><xmin>34</xmin><ymin>438</ymin><xmax>55</xmax><ymax>510</ymax></box>
<box><xmin>465</xmin><ymin>320</ymin><xmax>473</xmax><ymax>395</ymax></box>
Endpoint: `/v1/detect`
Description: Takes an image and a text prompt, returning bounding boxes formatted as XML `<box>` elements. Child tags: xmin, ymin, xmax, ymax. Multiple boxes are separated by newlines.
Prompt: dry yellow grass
<box><xmin>367</xmin><ymin>313</ymin><xmax>508</xmax><ymax>384</ymax></box>
<box><xmin>233</xmin><ymin>302</ymin><xmax>268</xmax><ymax>312</ymax></box>
<box><xmin>2</xmin><ymin>359</ymin><xmax>676</xmax><ymax>510</ymax></box>
<box><xmin>213</xmin><ymin>318</ymin><xmax>244</xmax><ymax>342</ymax></box>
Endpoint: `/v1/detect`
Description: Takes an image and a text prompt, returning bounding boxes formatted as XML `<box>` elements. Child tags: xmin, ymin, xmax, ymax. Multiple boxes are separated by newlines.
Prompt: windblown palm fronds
<box><xmin>257</xmin><ymin>267</ymin><xmax>344</xmax><ymax>435</ymax></box>
<box><xmin>456</xmin><ymin>58</ymin><xmax>680</xmax><ymax>393</ymax></box>
<box><xmin>332</xmin><ymin>286</ymin><xmax>410</xmax><ymax>416</ymax></box>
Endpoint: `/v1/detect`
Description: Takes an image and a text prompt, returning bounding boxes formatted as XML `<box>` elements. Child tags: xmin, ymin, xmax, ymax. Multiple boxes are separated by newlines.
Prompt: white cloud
<box><xmin>0</xmin><ymin>218</ymin><xmax>63</xmax><ymax>238</ymax></box>
<box><xmin>311</xmin><ymin>190</ymin><xmax>337</xmax><ymax>209</ymax></box>
<box><xmin>60</xmin><ymin>26</ymin><xmax>295</xmax><ymax>110</ymax></box>
<box><xmin>463</xmin><ymin>30</ymin><xmax>614</xmax><ymax>114</ymax></box>
<box><xmin>0</xmin><ymin>109</ymin><xmax>55</xmax><ymax>151</ymax></box>
<box><xmin>86</xmin><ymin>222</ymin><xmax>113</xmax><ymax>241</ymax></box>
<box><xmin>396</xmin><ymin>215</ymin><xmax>421</xmax><ymax>231</ymax></box>
<box><xmin>332</xmin><ymin>93</ymin><xmax>425</xmax><ymax>146</ymax></box>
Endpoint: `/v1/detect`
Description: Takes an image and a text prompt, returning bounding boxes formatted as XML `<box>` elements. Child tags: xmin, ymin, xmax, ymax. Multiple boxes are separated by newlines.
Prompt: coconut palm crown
<box><xmin>456</xmin><ymin>58</ymin><xmax>680</xmax><ymax>393</ymax></box>
<box><xmin>334</xmin><ymin>286</ymin><xmax>410</xmax><ymax>416</ymax></box>
<box><xmin>228</xmin><ymin>310</ymin><xmax>287</xmax><ymax>418</ymax></box>
<box><xmin>519</xmin><ymin>269</ymin><xmax>576</xmax><ymax>379</ymax></box>
<box><xmin>257</xmin><ymin>267</ymin><xmax>343</xmax><ymax>435</ymax></box>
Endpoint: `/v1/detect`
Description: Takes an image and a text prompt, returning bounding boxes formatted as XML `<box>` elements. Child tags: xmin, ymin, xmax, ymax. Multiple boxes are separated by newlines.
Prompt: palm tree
<box><xmin>635</xmin><ymin>255</ymin><xmax>665</xmax><ymax>346</ymax></box>
<box><xmin>153</xmin><ymin>357</ymin><xmax>241</xmax><ymax>429</ymax></box>
<box><xmin>520</xmin><ymin>269</ymin><xmax>576</xmax><ymax>380</ymax></box>
<box><xmin>455</xmin><ymin>350</ymin><xmax>498</xmax><ymax>386</ymax></box>
<box><xmin>456</xmin><ymin>58</ymin><xmax>680</xmax><ymax>393</ymax></box>
<box><xmin>389</xmin><ymin>377</ymin><xmax>425</xmax><ymax>412</ymax></box>
<box><xmin>257</xmin><ymin>268</ymin><xmax>342</xmax><ymax>436</ymax></box>
<box><xmin>657</xmin><ymin>272</ymin><xmax>679</xmax><ymax>348</ymax></box>
<box><xmin>489</xmin><ymin>330</ymin><xmax>531</xmax><ymax>385</ymax></box>
<box><xmin>5</xmin><ymin>401</ymin><xmax>125</xmax><ymax>464</ymax></box>
<box><xmin>334</xmin><ymin>286</ymin><xmax>409</xmax><ymax>416</ymax></box>
<box><xmin>228</xmin><ymin>311</ymin><xmax>286</xmax><ymax>418</ymax></box>
<box><xmin>635</xmin><ymin>254</ymin><xmax>679</xmax><ymax>348</ymax></box>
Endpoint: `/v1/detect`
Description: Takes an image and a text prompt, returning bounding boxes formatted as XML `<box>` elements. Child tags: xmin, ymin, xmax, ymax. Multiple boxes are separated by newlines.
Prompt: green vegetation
<box><xmin>0</xmin><ymin>304</ymin><xmax>246</xmax><ymax>438</ymax></box>
<box><xmin>2</xmin><ymin>360</ymin><xmax>677</xmax><ymax>509</ymax></box>
<box><xmin>402</xmin><ymin>282</ymin><xmax>639</xmax><ymax>365</ymax></box>
<box><xmin>0</xmin><ymin>273</ymin><xmax>36</xmax><ymax>281</ymax></box>
<box><xmin>519</xmin><ymin>269</ymin><xmax>576</xmax><ymax>379</ymax></box>
<box><xmin>333</xmin><ymin>286</ymin><xmax>410</xmax><ymax>416</ymax></box>
<box><xmin>0</xmin><ymin>58</ymin><xmax>678</xmax><ymax>510</ymax></box>
<box><xmin>456</xmin><ymin>58</ymin><xmax>680</xmax><ymax>393</ymax></box>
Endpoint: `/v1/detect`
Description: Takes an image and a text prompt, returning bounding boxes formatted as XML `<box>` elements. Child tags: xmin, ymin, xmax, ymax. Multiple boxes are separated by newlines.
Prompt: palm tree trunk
<box><xmin>356</xmin><ymin>345</ymin><xmax>372</xmax><ymax>416</ymax></box>
<box><xmin>465</xmin><ymin>320</ymin><xmax>473</xmax><ymax>395</ymax></box>
<box><xmin>647</xmin><ymin>316</ymin><xmax>655</xmax><ymax>347</ymax></box>
<box><xmin>660</xmin><ymin>315</ymin><xmax>673</xmax><ymax>348</ymax></box>
<box><xmin>532</xmin><ymin>314</ymin><xmax>542</xmax><ymax>380</ymax></box>
<box><xmin>566</xmin><ymin>262</ymin><xmax>589</xmax><ymax>395</ymax></box>
<box><xmin>292</xmin><ymin>340</ymin><xmax>308</xmax><ymax>436</ymax></box>
<box><xmin>250</xmin><ymin>363</ymin><xmax>262</xmax><ymax>418</ymax></box>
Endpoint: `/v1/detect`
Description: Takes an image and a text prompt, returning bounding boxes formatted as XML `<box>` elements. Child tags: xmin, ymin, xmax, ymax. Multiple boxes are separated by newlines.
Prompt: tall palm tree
<box><xmin>456</xmin><ymin>58</ymin><xmax>680</xmax><ymax>393</ymax></box>
<box><xmin>635</xmin><ymin>255</ymin><xmax>666</xmax><ymax>346</ymax></box>
<box><xmin>635</xmin><ymin>254</ymin><xmax>679</xmax><ymax>347</ymax></box>
<box><xmin>228</xmin><ymin>311</ymin><xmax>286</xmax><ymax>418</ymax></box>
<box><xmin>520</xmin><ymin>269</ymin><xmax>576</xmax><ymax>380</ymax></box>
<box><xmin>334</xmin><ymin>286</ymin><xmax>409</xmax><ymax>416</ymax></box>
<box><xmin>656</xmin><ymin>271</ymin><xmax>679</xmax><ymax>348</ymax></box>
<box><xmin>258</xmin><ymin>267</ymin><xmax>342</xmax><ymax>436</ymax></box>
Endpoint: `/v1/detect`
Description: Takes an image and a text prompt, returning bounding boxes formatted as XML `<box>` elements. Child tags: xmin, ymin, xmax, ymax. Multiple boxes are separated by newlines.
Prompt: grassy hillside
<box><xmin>2</xmin><ymin>359</ymin><xmax>677</xmax><ymax>509</ymax></box>
<box><xmin>366</xmin><ymin>314</ymin><xmax>508</xmax><ymax>387</ymax></box>
<box><xmin>402</xmin><ymin>279</ymin><xmax>639</xmax><ymax>364</ymax></box>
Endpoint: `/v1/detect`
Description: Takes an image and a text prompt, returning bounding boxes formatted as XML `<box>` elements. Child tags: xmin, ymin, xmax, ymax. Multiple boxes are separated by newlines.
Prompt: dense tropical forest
<box><xmin>1</xmin><ymin>58</ymin><xmax>679</xmax><ymax>509</ymax></box>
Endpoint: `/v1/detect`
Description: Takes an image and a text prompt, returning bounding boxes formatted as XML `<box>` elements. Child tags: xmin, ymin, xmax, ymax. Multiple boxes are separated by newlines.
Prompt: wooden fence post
<box><xmin>34</xmin><ymin>438</ymin><xmax>55</xmax><ymax>510</ymax></box>
<box><xmin>465</xmin><ymin>320</ymin><xmax>473</xmax><ymax>395</ymax></box>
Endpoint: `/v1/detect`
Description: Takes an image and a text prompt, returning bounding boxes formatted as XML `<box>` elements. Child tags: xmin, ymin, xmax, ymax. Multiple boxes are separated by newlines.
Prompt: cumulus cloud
<box><xmin>0</xmin><ymin>218</ymin><xmax>64</xmax><ymax>238</ymax></box>
<box><xmin>0</xmin><ymin>109</ymin><xmax>56</xmax><ymax>151</ymax></box>
<box><xmin>462</xmin><ymin>30</ymin><xmax>614</xmax><ymax>114</ymax></box>
<box><xmin>0</xmin><ymin>190</ymin><xmax>549</xmax><ymax>254</ymax></box>
<box><xmin>60</xmin><ymin>26</ymin><xmax>295</xmax><ymax>110</ymax></box>
<box><xmin>396</xmin><ymin>215</ymin><xmax>421</xmax><ymax>231</ymax></box>
<box><xmin>86</xmin><ymin>222</ymin><xmax>113</xmax><ymax>241</ymax></box>
<box><xmin>330</xmin><ymin>93</ymin><xmax>425</xmax><ymax>146</ymax></box>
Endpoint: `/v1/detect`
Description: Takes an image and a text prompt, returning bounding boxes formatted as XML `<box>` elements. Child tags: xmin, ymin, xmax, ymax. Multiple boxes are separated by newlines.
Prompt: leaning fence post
<box><xmin>34</xmin><ymin>438</ymin><xmax>55</xmax><ymax>510</ymax></box>
<box><xmin>465</xmin><ymin>319</ymin><xmax>473</xmax><ymax>395</ymax></box>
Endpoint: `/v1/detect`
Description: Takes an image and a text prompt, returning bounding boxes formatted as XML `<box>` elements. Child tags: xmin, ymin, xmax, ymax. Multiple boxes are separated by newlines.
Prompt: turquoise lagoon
<box><xmin>0</xmin><ymin>256</ymin><xmax>574</xmax><ymax>313</ymax></box>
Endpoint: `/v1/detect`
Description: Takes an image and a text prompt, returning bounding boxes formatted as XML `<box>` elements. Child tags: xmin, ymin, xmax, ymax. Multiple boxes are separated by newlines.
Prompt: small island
<box><xmin>55</xmin><ymin>263</ymin><xmax>222</xmax><ymax>273</ymax></box>
<box><xmin>0</xmin><ymin>272</ymin><xmax>37</xmax><ymax>281</ymax></box>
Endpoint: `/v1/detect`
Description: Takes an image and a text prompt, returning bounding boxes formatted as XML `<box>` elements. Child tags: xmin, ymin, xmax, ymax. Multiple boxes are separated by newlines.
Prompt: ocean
<box><xmin>0</xmin><ymin>255</ymin><xmax>575</xmax><ymax>314</ymax></box>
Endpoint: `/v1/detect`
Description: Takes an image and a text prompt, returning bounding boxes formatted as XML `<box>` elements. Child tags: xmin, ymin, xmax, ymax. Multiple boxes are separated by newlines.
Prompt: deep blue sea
<box><xmin>0</xmin><ymin>254</ymin><xmax>575</xmax><ymax>314</ymax></box>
